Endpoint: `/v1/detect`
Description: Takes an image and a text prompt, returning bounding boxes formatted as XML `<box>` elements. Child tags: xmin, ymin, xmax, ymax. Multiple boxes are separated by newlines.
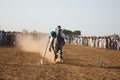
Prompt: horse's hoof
<box><xmin>54</xmin><ymin>55</ymin><xmax>58</xmax><ymax>61</ymax></box>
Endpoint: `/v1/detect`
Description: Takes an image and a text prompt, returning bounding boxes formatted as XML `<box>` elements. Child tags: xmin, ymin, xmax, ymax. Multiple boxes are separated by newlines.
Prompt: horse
<box><xmin>53</xmin><ymin>31</ymin><xmax>65</xmax><ymax>62</ymax></box>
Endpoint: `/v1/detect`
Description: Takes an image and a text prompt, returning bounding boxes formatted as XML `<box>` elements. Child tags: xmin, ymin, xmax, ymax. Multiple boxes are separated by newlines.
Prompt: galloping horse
<box><xmin>53</xmin><ymin>29</ymin><xmax>65</xmax><ymax>61</ymax></box>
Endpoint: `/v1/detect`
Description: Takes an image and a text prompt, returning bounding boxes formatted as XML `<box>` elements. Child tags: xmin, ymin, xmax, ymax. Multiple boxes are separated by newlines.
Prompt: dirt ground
<box><xmin>0</xmin><ymin>44</ymin><xmax>120</xmax><ymax>80</ymax></box>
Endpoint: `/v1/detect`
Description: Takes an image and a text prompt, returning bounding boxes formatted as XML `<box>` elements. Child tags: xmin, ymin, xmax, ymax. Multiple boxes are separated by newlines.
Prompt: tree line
<box><xmin>62</xmin><ymin>29</ymin><xmax>81</xmax><ymax>36</ymax></box>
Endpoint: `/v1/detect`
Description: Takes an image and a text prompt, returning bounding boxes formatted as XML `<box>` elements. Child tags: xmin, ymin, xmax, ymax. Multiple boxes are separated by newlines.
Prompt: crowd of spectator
<box><xmin>0</xmin><ymin>30</ymin><xmax>120</xmax><ymax>51</ymax></box>
<box><xmin>0</xmin><ymin>30</ymin><xmax>16</xmax><ymax>46</ymax></box>
<box><xmin>66</xmin><ymin>35</ymin><xmax>120</xmax><ymax>51</ymax></box>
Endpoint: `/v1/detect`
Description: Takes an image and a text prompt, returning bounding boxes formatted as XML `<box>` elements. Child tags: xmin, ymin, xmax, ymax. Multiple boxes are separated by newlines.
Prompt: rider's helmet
<box><xmin>50</xmin><ymin>31</ymin><xmax>56</xmax><ymax>37</ymax></box>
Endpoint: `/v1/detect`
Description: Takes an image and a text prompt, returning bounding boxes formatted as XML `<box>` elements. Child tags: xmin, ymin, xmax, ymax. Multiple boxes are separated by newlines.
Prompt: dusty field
<box><xmin>0</xmin><ymin>44</ymin><xmax>120</xmax><ymax>80</ymax></box>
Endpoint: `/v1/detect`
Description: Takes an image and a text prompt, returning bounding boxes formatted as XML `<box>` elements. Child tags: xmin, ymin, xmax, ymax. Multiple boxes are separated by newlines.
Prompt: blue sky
<box><xmin>0</xmin><ymin>0</ymin><xmax>120</xmax><ymax>36</ymax></box>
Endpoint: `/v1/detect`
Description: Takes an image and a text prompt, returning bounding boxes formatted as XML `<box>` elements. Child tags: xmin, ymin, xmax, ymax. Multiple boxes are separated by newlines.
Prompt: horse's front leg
<box><xmin>54</xmin><ymin>51</ymin><xmax>58</xmax><ymax>61</ymax></box>
<box><xmin>59</xmin><ymin>43</ymin><xmax>63</xmax><ymax>59</ymax></box>
<box><xmin>54</xmin><ymin>45</ymin><xmax>58</xmax><ymax>61</ymax></box>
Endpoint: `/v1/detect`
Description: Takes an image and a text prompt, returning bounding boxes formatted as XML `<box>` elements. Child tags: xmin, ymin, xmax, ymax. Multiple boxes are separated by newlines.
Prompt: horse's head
<box><xmin>56</xmin><ymin>28</ymin><xmax>62</xmax><ymax>36</ymax></box>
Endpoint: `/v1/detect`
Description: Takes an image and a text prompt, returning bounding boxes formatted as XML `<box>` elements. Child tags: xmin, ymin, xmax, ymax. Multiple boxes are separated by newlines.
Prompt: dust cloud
<box><xmin>15</xmin><ymin>33</ymin><xmax>55</xmax><ymax>62</ymax></box>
